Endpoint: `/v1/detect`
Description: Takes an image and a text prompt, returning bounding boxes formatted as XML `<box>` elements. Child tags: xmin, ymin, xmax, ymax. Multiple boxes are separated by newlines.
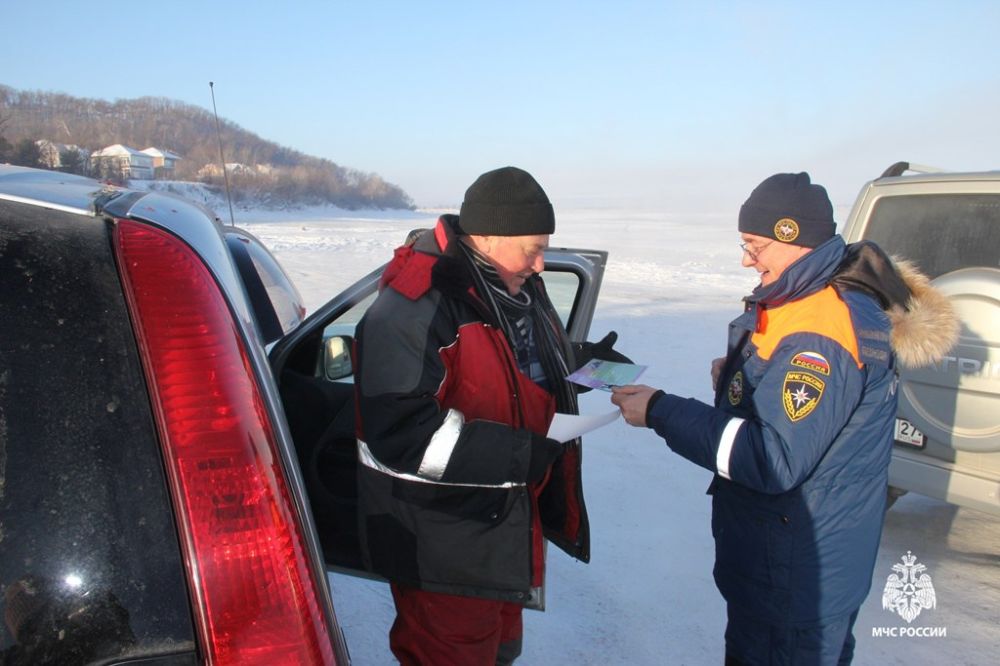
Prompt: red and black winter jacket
<box><xmin>354</xmin><ymin>215</ymin><xmax>589</xmax><ymax>602</ymax></box>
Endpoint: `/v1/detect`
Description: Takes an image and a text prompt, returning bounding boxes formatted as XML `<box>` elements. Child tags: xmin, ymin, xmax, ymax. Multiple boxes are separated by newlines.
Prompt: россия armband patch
<box><xmin>790</xmin><ymin>351</ymin><xmax>831</xmax><ymax>376</ymax></box>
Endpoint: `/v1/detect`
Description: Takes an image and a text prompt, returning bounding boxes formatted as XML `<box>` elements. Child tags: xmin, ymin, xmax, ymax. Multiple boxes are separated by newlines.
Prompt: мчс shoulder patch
<box><xmin>790</xmin><ymin>351</ymin><xmax>830</xmax><ymax>376</ymax></box>
<box><xmin>728</xmin><ymin>371</ymin><xmax>744</xmax><ymax>406</ymax></box>
<box><xmin>782</xmin><ymin>371</ymin><xmax>824</xmax><ymax>422</ymax></box>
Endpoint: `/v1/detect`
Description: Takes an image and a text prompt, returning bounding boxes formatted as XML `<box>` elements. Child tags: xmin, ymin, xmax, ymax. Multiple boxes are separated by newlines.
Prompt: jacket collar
<box><xmin>746</xmin><ymin>235</ymin><xmax>847</xmax><ymax>309</ymax></box>
<box><xmin>380</xmin><ymin>215</ymin><xmax>503</xmax><ymax>324</ymax></box>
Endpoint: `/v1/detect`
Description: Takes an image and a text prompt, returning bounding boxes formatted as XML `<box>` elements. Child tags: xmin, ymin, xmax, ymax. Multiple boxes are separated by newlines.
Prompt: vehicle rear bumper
<box><xmin>889</xmin><ymin>449</ymin><xmax>1000</xmax><ymax>516</ymax></box>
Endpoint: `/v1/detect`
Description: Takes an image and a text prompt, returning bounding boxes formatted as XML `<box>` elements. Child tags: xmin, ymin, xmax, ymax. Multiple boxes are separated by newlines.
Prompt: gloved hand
<box><xmin>575</xmin><ymin>331</ymin><xmax>633</xmax><ymax>367</ymax></box>
<box><xmin>527</xmin><ymin>435</ymin><xmax>566</xmax><ymax>483</ymax></box>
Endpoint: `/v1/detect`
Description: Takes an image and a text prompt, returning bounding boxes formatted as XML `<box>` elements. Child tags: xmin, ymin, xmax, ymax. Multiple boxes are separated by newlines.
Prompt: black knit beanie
<box><xmin>457</xmin><ymin>166</ymin><xmax>555</xmax><ymax>236</ymax></box>
<box><xmin>738</xmin><ymin>172</ymin><xmax>835</xmax><ymax>248</ymax></box>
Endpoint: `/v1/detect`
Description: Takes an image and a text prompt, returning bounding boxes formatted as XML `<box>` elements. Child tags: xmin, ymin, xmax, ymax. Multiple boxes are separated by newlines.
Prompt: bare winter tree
<box><xmin>0</xmin><ymin>109</ymin><xmax>12</xmax><ymax>162</ymax></box>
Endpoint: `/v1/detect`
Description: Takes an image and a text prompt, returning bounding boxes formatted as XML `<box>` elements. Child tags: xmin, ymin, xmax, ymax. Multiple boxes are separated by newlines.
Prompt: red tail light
<box><xmin>113</xmin><ymin>220</ymin><xmax>337</xmax><ymax>665</ymax></box>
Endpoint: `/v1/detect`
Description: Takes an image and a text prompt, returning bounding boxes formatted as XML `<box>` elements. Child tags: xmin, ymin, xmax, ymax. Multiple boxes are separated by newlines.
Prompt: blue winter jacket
<box><xmin>648</xmin><ymin>236</ymin><xmax>898</xmax><ymax>625</ymax></box>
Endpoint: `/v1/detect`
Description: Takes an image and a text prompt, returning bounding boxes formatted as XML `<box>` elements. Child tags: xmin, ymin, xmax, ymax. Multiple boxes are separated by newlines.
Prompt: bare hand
<box><xmin>610</xmin><ymin>384</ymin><xmax>659</xmax><ymax>427</ymax></box>
<box><xmin>711</xmin><ymin>357</ymin><xmax>726</xmax><ymax>391</ymax></box>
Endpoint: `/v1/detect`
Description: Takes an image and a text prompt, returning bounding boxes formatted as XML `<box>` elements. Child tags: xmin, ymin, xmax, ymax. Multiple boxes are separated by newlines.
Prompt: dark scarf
<box><xmin>459</xmin><ymin>241</ymin><xmax>573</xmax><ymax>407</ymax></box>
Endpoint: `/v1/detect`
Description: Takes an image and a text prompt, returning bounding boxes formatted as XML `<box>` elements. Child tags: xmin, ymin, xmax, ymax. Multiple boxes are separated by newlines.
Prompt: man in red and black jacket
<box><xmin>354</xmin><ymin>166</ymin><xmax>624</xmax><ymax>665</ymax></box>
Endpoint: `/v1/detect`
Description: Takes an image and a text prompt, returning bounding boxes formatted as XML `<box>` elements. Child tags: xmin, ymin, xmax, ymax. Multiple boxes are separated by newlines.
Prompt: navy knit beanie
<box><xmin>457</xmin><ymin>166</ymin><xmax>555</xmax><ymax>236</ymax></box>
<box><xmin>738</xmin><ymin>172</ymin><xmax>835</xmax><ymax>248</ymax></box>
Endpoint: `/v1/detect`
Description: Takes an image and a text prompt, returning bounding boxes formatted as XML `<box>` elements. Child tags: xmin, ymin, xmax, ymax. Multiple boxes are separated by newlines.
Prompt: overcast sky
<box><xmin>4</xmin><ymin>1</ymin><xmax>999</xmax><ymax>212</ymax></box>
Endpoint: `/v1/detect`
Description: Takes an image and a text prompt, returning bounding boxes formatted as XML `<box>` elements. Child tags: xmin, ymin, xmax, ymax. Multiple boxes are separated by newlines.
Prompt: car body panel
<box><xmin>841</xmin><ymin>166</ymin><xmax>1000</xmax><ymax>515</ymax></box>
<box><xmin>0</xmin><ymin>164</ymin><xmax>104</xmax><ymax>213</ymax></box>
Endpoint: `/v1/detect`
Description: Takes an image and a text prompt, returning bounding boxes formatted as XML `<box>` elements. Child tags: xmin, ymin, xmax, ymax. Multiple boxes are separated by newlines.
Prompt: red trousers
<box><xmin>389</xmin><ymin>583</ymin><xmax>524</xmax><ymax>666</ymax></box>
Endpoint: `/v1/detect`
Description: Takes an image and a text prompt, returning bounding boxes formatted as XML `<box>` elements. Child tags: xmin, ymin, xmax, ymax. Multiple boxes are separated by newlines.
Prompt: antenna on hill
<box><xmin>209</xmin><ymin>81</ymin><xmax>237</xmax><ymax>226</ymax></box>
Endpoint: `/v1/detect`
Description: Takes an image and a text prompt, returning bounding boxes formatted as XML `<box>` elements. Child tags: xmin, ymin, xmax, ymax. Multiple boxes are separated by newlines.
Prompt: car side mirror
<box><xmin>323</xmin><ymin>335</ymin><xmax>354</xmax><ymax>380</ymax></box>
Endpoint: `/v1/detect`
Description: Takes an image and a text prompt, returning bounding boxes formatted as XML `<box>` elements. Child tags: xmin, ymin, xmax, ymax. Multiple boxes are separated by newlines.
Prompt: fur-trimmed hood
<box><xmin>832</xmin><ymin>241</ymin><xmax>959</xmax><ymax>369</ymax></box>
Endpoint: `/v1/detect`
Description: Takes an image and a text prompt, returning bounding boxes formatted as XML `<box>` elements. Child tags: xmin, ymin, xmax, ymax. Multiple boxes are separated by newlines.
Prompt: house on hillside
<box><xmin>140</xmin><ymin>147</ymin><xmax>182</xmax><ymax>178</ymax></box>
<box><xmin>35</xmin><ymin>140</ymin><xmax>89</xmax><ymax>171</ymax></box>
<box><xmin>197</xmin><ymin>163</ymin><xmax>221</xmax><ymax>179</ymax></box>
<box><xmin>90</xmin><ymin>144</ymin><xmax>155</xmax><ymax>181</ymax></box>
<box><xmin>197</xmin><ymin>162</ymin><xmax>271</xmax><ymax>179</ymax></box>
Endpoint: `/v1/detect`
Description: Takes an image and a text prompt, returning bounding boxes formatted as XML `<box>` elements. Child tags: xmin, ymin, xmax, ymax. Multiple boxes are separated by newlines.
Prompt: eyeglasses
<box><xmin>739</xmin><ymin>240</ymin><xmax>774</xmax><ymax>263</ymax></box>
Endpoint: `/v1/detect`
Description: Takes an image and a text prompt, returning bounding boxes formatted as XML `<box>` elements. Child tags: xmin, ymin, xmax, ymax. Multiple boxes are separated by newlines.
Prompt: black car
<box><xmin>0</xmin><ymin>165</ymin><xmax>607</xmax><ymax>664</ymax></box>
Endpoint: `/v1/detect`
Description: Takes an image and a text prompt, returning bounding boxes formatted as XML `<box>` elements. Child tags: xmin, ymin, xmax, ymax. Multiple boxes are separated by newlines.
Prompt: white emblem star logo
<box><xmin>791</xmin><ymin>384</ymin><xmax>812</xmax><ymax>407</ymax></box>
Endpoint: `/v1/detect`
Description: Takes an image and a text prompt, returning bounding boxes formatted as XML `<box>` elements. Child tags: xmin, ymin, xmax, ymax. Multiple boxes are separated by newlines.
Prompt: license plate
<box><xmin>894</xmin><ymin>417</ymin><xmax>926</xmax><ymax>449</ymax></box>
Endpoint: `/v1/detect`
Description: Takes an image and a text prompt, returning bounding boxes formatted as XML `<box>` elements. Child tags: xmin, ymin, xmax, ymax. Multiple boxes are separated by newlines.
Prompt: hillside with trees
<box><xmin>0</xmin><ymin>84</ymin><xmax>413</xmax><ymax>210</ymax></box>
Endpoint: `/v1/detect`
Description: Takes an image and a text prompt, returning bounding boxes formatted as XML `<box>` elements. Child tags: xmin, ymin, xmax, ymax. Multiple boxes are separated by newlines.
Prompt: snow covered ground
<box><xmin>238</xmin><ymin>206</ymin><xmax>998</xmax><ymax>665</ymax></box>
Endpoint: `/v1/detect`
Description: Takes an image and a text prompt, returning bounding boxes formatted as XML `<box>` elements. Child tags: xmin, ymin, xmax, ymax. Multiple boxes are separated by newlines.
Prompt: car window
<box><xmin>541</xmin><ymin>269</ymin><xmax>582</xmax><ymax>327</ymax></box>
<box><xmin>0</xmin><ymin>203</ymin><xmax>196</xmax><ymax>663</ymax></box>
<box><xmin>322</xmin><ymin>292</ymin><xmax>377</xmax><ymax>342</ymax></box>
<box><xmin>861</xmin><ymin>193</ymin><xmax>1000</xmax><ymax>279</ymax></box>
<box><xmin>227</xmin><ymin>231</ymin><xmax>306</xmax><ymax>343</ymax></box>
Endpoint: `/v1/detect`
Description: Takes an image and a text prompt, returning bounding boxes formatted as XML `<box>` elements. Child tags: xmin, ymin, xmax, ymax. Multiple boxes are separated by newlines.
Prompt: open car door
<box><xmin>268</xmin><ymin>241</ymin><xmax>608</xmax><ymax>576</ymax></box>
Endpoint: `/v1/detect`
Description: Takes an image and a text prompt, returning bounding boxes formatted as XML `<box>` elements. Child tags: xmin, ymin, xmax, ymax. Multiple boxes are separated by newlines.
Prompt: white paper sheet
<box><xmin>547</xmin><ymin>409</ymin><xmax>621</xmax><ymax>443</ymax></box>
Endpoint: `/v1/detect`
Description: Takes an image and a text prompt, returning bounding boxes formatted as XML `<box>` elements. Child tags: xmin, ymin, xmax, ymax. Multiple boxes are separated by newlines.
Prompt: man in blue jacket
<box><xmin>612</xmin><ymin>173</ymin><xmax>956</xmax><ymax>665</ymax></box>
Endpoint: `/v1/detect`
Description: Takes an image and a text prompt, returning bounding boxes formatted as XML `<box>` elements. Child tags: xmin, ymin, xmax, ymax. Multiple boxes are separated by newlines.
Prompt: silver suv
<box><xmin>841</xmin><ymin>162</ymin><xmax>1000</xmax><ymax>515</ymax></box>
